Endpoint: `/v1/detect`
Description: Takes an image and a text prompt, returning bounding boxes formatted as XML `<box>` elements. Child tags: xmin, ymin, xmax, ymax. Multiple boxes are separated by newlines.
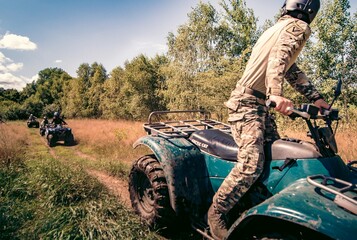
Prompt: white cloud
<box><xmin>0</xmin><ymin>51</ymin><xmax>23</xmax><ymax>73</ymax></box>
<box><xmin>0</xmin><ymin>51</ymin><xmax>11</xmax><ymax>63</ymax></box>
<box><xmin>0</xmin><ymin>72</ymin><xmax>33</xmax><ymax>90</ymax></box>
<box><xmin>0</xmin><ymin>50</ymin><xmax>31</xmax><ymax>90</ymax></box>
<box><xmin>0</xmin><ymin>32</ymin><xmax>37</xmax><ymax>50</ymax></box>
<box><xmin>0</xmin><ymin>32</ymin><xmax>37</xmax><ymax>90</ymax></box>
<box><xmin>31</xmin><ymin>74</ymin><xmax>39</xmax><ymax>82</ymax></box>
<box><xmin>55</xmin><ymin>59</ymin><xmax>62</xmax><ymax>63</ymax></box>
<box><xmin>6</xmin><ymin>62</ymin><xmax>23</xmax><ymax>72</ymax></box>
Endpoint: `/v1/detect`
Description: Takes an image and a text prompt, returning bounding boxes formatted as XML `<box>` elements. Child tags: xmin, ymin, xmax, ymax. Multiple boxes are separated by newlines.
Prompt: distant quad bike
<box><xmin>129</xmin><ymin>80</ymin><xmax>357</xmax><ymax>240</ymax></box>
<box><xmin>27</xmin><ymin>119</ymin><xmax>39</xmax><ymax>128</ymax></box>
<box><xmin>39</xmin><ymin>122</ymin><xmax>50</xmax><ymax>136</ymax></box>
<box><xmin>39</xmin><ymin>124</ymin><xmax>46</xmax><ymax>136</ymax></box>
<box><xmin>45</xmin><ymin>124</ymin><xmax>75</xmax><ymax>147</ymax></box>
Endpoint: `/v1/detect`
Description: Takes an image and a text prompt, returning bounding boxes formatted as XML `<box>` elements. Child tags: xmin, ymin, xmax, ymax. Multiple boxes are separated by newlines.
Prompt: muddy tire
<box><xmin>64</xmin><ymin>133</ymin><xmax>74</xmax><ymax>146</ymax></box>
<box><xmin>129</xmin><ymin>155</ymin><xmax>176</xmax><ymax>231</ymax></box>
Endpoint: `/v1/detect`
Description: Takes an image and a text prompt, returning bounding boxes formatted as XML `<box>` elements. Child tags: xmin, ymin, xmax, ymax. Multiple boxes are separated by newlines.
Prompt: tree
<box><xmin>118</xmin><ymin>55</ymin><xmax>166</xmax><ymax>120</ymax></box>
<box><xmin>100</xmin><ymin>66</ymin><xmax>126</xmax><ymax>119</ymax></box>
<box><xmin>163</xmin><ymin>0</ymin><xmax>258</xmax><ymax>113</ymax></box>
<box><xmin>300</xmin><ymin>0</ymin><xmax>356</xmax><ymax>120</ymax></box>
<box><xmin>219</xmin><ymin>0</ymin><xmax>258</xmax><ymax>57</ymax></box>
<box><xmin>86</xmin><ymin>63</ymin><xmax>107</xmax><ymax>117</ymax></box>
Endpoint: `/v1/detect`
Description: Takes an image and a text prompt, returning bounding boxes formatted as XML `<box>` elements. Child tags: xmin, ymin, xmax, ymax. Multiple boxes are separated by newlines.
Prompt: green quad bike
<box><xmin>129</xmin><ymin>80</ymin><xmax>357</xmax><ymax>240</ymax></box>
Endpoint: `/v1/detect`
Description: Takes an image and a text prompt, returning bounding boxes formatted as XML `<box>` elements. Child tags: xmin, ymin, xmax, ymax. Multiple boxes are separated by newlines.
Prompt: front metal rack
<box><xmin>144</xmin><ymin>110</ymin><xmax>231</xmax><ymax>138</ymax></box>
<box><xmin>307</xmin><ymin>175</ymin><xmax>357</xmax><ymax>215</ymax></box>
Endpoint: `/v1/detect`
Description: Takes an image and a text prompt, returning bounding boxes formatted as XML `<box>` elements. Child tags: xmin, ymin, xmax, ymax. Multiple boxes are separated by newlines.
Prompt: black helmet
<box><xmin>282</xmin><ymin>0</ymin><xmax>320</xmax><ymax>23</ymax></box>
<box><xmin>54</xmin><ymin>112</ymin><xmax>59</xmax><ymax>117</ymax></box>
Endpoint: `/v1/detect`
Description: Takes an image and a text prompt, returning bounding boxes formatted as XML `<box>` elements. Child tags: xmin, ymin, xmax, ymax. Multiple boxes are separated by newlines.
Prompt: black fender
<box><xmin>133</xmin><ymin>135</ymin><xmax>212</xmax><ymax>215</ymax></box>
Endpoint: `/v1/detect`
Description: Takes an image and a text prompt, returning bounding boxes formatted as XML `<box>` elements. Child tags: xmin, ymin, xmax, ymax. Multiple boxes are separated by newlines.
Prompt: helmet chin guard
<box><xmin>282</xmin><ymin>0</ymin><xmax>320</xmax><ymax>23</ymax></box>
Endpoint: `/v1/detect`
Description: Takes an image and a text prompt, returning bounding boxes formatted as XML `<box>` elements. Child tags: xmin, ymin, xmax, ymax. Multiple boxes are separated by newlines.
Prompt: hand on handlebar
<box><xmin>266</xmin><ymin>99</ymin><xmax>311</xmax><ymax>120</ymax></box>
<box><xmin>314</xmin><ymin>99</ymin><xmax>330</xmax><ymax>113</ymax></box>
<box><xmin>267</xmin><ymin>95</ymin><xmax>293</xmax><ymax>116</ymax></box>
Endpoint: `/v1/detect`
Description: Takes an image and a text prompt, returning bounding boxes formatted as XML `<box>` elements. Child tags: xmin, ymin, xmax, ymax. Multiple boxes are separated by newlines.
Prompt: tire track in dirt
<box><xmin>71</xmin><ymin>149</ymin><xmax>131</xmax><ymax>207</ymax></box>
<box><xmin>86</xmin><ymin>169</ymin><xmax>131</xmax><ymax>208</ymax></box>
<box><xmin>40</xmin><ymin>134</ymin><xmax>131</xmax><ymax>208</ymax></box>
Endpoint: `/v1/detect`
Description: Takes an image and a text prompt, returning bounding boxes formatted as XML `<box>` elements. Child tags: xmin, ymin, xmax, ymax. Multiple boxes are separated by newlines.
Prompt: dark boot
<box><xmin>207</xmin><ymin>203</ymin><xmax>228</xmax><ymax>240</ymax></box>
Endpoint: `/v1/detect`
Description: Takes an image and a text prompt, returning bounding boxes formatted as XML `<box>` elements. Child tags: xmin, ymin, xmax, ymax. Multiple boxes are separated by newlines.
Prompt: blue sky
<box><xmin>0</xmin><ymin>0</ymin><xmax>356</xmax><ymax>90</ymax></box>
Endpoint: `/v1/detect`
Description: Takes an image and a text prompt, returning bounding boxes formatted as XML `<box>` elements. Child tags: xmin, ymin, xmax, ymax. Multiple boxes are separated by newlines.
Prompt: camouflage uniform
<box><xmin>209</xmin><ymin>15</ymin><xmax>324</xmax><ymax>236</ymax></box>
<box><xmin>51</xmin><ymin>117</ymin><xmax>67</xmax><ymax>125</ymax></box>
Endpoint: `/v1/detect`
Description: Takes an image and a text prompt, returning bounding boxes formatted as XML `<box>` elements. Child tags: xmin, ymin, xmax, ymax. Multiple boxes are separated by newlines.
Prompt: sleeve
<box><xmin>266</xmin><ymin>20</ymin><xmax>310</xmax><ymax>97</ymax></box>
<box><xmin>285</xmin><ymin>63</ymin><xmax>324</xmax><ymax>102</ymax></box>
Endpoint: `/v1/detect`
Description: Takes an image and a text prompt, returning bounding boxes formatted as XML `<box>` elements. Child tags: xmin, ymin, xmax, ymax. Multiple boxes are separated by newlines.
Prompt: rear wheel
<box><xmin>129</xmin><ymin>155</ymin><xmax>176</xmax><ymax>231</ymax></box>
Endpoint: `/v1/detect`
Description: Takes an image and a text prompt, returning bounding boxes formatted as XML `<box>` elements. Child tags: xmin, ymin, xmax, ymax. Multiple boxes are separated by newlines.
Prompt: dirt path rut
<box><xmin>41</xmin><ymin>136</ymin><xmax>131</xmax><ymax>208</ymax></box>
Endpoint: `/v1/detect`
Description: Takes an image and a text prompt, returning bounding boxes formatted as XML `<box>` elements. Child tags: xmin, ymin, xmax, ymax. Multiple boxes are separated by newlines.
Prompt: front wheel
<box><xmin>47</xmin><ymin>134</ymin><xmax>56</xmax><ymax>147</ymax></box>
<box><xmin>128</xmin><ymin>155</ymin><xmax>176</xmax><ymax>230</ymax></box>
<box><xmin>64</xmin><ymin>133</ymin><xmax>74</xmax><ymax>146</ymax></box>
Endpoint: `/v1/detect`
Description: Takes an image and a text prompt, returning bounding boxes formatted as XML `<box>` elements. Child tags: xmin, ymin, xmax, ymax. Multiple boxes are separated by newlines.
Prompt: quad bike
<box><xmin>45</xmin><ymin>124</ymin><xmax>75</xmax><ymax>147</ymax></box>
<box><xmin>128</xmin><ymin>80</ymin><xmax>356</xmax><ymax>240</ymax></box>
<box><xmin>40</xmin><ymin>121</ymin><xmax>49</xmax><ymax>136</ymax></box>
<box><xmin>27</xmin><ymin>119</ymin><xmax>39</xmax><ymax>128</ymax></box>
<box><xmin>39</xmin><ymin>124</ymin><xmax>46</xmax><ymax>136</ymax></box>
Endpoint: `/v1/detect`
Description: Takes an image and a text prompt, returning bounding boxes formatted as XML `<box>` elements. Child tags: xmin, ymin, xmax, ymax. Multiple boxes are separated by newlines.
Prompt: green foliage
<box><xmin>298</xmin><ymin>0</ymin><xmax>356</xmax><ymax>121</ymax></box>
<box><xmin>220</xmin><ymin>0</ymin><xmax>258</xmax><ymax>57</ymax></box>
<box><xmin>0</xmin><ymin>0</ymin><xmax>356</xmax><ymax>121</ymax></box>
<box><xmin>162</xmin><ymin>0</ymin><xmax>257</xmax><ymax>112</ymax></box>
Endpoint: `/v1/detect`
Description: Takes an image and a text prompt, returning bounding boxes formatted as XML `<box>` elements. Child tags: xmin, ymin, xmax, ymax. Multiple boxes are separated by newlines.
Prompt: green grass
<box><xmin>0</xmin><ymin>125</ymin><xmax>160</xmax><ymax>240</ymax></box>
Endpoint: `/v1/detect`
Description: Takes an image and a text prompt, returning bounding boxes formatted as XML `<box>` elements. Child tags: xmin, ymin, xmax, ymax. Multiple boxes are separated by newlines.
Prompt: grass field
<box><xmin>0</xmin><ymin>118</ymin><xmax>356</xmax><ymax>239</ymax></box>
<box><xmin>0</xmin><ymin>122</ymin><xmax>161</xmax><ymax>240</ymax></box>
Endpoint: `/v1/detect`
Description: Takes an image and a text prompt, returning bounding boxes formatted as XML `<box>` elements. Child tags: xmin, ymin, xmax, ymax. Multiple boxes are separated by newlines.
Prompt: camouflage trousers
<box><xmin>214</xmin><ymin>94</ymin><xmax>279</xmax><ymax>214</ymax></box>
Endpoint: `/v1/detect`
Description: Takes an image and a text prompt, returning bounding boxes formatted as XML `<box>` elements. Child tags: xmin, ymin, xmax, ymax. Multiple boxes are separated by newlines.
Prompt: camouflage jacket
<box><xmin>225</xmin><ymin>15</ymin><xmax>323</xmax><ymax>112</ymax></box>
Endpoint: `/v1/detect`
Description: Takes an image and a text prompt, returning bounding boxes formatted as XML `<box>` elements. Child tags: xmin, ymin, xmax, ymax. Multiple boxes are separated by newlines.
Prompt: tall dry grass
<box><xmin>280</xmin><ymin>124</ymin><xmax>357</xmax><ymax>162</ymax></box>
<box><xmin>0</xmin><ymin>123</ymin><xmax>29</xmax><ymax>167</ymax></box>
<box><xmin>67</xmin><ymin>118</ymin><xmax>356</xmax><ymax>164</ymax></box>
<box><xmin>68</xmin><ymin>119</ymin><xmax>148</xmax><ymax>164</ymax></box>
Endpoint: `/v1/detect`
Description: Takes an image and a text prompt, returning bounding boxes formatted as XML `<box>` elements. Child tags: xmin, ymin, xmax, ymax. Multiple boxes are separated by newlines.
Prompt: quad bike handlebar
<box><xmin>266</xmin><ymin>100</ymin><xmax>339</xmax><ymax>121</ymax></box>
<box><xmin>266</xmin><ymin>79</ymin><xmax>343</xmax><ymax>158</ymax></box>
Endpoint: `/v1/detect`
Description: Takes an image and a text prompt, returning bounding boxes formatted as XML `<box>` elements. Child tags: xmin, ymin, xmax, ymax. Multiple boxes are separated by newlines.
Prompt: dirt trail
<box><xmin>87</xmin><ymin>169</ymin><xmax>131</xmax><ymax>207</ymax></box>
<box><xmin>41</xmin><ymin>135</ymin><xmax>131</xmax><ymax>208</ymax></box>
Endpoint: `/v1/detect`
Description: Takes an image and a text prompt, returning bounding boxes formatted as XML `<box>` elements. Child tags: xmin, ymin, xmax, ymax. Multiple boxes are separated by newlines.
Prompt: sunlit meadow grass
<box><xmin>66</xmin><ymin>119</ymin><xmax>150</xmax><ymax>177</ymax></box>
<box><xmin>279</xmin><ymin>119</ymin><xmax>357</xmax><ymax>162</ymax></box>
<box><xmin>0</xmin><ymin>121</ymin><xmax>160</xmax><ymax>240</ymax></box>
<box><xmin>0</xmin><ymin>122</ymin><xmax>29</xmax><ymax>167</ymax></box>
<box><xmin>67</xmin><ymin>118</ymin><xmax>357</xmax><ymax>163</ymax></box>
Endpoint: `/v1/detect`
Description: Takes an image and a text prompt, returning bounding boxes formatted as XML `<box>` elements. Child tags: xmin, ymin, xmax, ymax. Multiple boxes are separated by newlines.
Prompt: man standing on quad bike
<box><xmin>28</xmin><ymin>114</ymin><xmax>36</xmax><ymax>121</ymax></box>
<box><xmin>51</xmin><ymin>112</ymin><xmax>67</xmax><ymax>125</ymax></box>
<box><xmin>41</xmin><ymin>116</ymin><xmax>49</xmax><ymax>126</ymax></box>
<box><xmin>208</xmin><ymin>0</ymin><xmax>331</xmax><ymax>239</ymax></box>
